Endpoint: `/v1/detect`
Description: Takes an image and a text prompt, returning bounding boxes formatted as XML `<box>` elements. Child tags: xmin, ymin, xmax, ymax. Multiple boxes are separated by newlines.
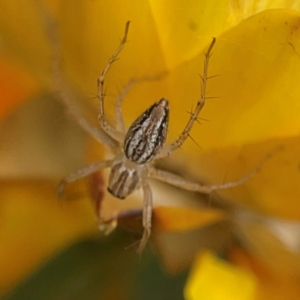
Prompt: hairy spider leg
<box><xmin>137</xmin><ymin>181</ymin><xmax>153</xmax><ymax>254</ymax></box>
<box><xmin>114</xmin><ymin>78</ymin><xmax>137</xmax><ymax>133</ymax></box>
<box><xmin>97</xmin><ymin>21</ymin><xmax>130</xmax><ymax>142</ymax></box>
<box><xmin>37</xmin><ymin>1</ymin><xmax>118</xmax><ymax>150</ymax></box>
<box><xmin>57</xmin><ymin>160</ymin><xmax>113</xmax><ymax>197</ymax></box>
<box><xmin>148</xmin><ymin>153</ymin><xmax>267</xmax><ymax>194</ymax></box>
<box><xmin>158</xmin><ymin>38</ymin><xmax>216</xmax><ymax>158</ymax></box>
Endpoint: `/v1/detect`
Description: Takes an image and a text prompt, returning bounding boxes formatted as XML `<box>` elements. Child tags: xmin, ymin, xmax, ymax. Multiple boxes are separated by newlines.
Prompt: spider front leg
<box><xmin>137</xmin><ymin>181</ymin><xmax>153</xmax><ymax>254</ymax></box>
<box><xmin>57</xmin><ymin>160</ymin><xmax>112</xmax><ymax>196</ymax></box>
<box><xmin>97</xmin><ymin>21</ymin><xmax>130</xmax><ymax>142</ymax></box>
<box><xmin>158</xmin><ymin>38</ymin><xmax>216</xmax><ymax>158</ymax></box>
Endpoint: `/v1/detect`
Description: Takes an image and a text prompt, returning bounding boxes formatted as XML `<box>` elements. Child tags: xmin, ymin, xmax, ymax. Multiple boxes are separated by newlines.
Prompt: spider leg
<box><xmin>36</xmin><ymin>2</ymin><xmax>119</xmax><ymax>149</ymax></box>
<box><xmin>58</xmin><ymin>85</ymin><xmax>120</xmax><ymax>150</ymax></box>
<box><xmin>149</xmin><ymin>168</ymin><xmax>211</xmax><ymax>193</ymax></box>
<box><xmin>115</xmin><ymin>78</ymin><xmax>136</xmax><ymax>133</ymax></box>
<box><xmin>57</xmin><ymin>160</ymin><xmax>113</xmax><ymax>197</ymax></box>
<box><xmin>97</xmin><ymin>22</ymin><xmax>130</xmax><ymax>142</ymax></box>
<box><xmin>148</xmin><ymin>161</ymin><xmax>263</xmax><ymax>194</ymax></box>
<box><xmin>158</xmin><ymin>38</ymin><xmax>216</xmax><ymax>158</ymax></box>
<box><xmin>137</xmin><ymin>181</ymin><xmax>153</xmax><ymax>254</ymax></box>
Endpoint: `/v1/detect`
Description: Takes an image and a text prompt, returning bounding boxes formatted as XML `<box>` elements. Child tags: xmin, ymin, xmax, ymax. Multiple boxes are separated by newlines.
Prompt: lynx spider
<box><xmin>54</xmin><ymin>22</ymin><xmax>262</xmax><ymax>253</ymax></box>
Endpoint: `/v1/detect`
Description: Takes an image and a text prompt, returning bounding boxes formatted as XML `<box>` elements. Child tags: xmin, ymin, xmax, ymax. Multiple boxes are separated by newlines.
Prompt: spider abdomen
<box><xmin>108</xmin><ymin>158</ymin><xmax>146</xmax><ymax>199</ymax></box>
<box><xmin>124</xmin><ymin>98</ymin><xmax>169</xmax><ymax>164</ymax></box>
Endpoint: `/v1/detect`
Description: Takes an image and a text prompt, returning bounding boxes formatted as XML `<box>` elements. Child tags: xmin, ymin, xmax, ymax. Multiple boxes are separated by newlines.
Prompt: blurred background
<box><xmin>1</xmin><ymin>1</ymin><xmax>300</xmax><ymax>299</ymax></box>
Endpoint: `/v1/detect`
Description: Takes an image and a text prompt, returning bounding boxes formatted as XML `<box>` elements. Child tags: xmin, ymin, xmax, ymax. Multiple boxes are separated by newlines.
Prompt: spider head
<box><xmin>124</xmin><ymin>98</ymin><xmax>169</xmax><ymax>164</ymax></box>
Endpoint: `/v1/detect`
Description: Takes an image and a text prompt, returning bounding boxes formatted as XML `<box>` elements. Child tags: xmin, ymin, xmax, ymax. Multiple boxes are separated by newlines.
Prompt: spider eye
<box><xmin>124</xmin><ymin>98</ymin><xmax>169</xmax><ymax>164</ymax></box>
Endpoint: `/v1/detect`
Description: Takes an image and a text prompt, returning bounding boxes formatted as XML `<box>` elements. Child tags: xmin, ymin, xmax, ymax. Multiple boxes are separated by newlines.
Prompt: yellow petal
<box><xmin>235</xmin><ymin>210</ymin><xmax>300</xmax><ymax>279</ymax></box>
<box><xmin>229</xmin><ymin>246</ymin><xmax>300</xmax><ymax>300</ymax></box>
<box><xmin>153</xmin><ymin>206</ymin><xmax>227</xmax><ymax>231</ymax></box>
<box><xmin>203</xmin><ymin>10</ymin><xmax>300</xmax><ymax>148</ymax></box>
<box><xmin>185</xmin><ymin>250</ymin><xmax>257</xmax><ymax>300</ymax></box>
<box><xmin>0</xmin><ymin>58</ymin><xmax>38</xmax><ymax>118</ymax></box>
<box><xmin>0</xmin><ymin>180</ymin><xmax>97</xmax><ymax>294</ymax></box>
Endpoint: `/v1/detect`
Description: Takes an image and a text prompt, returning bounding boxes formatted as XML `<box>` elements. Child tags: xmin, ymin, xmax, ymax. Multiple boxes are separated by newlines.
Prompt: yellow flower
<box><xmin>1</xmin><ymin>0</ymin><xmax>300</xmax><ymax>299</ymax></box>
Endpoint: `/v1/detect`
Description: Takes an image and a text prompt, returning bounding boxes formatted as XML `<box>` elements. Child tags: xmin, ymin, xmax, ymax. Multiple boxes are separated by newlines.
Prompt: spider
<box><xmin>54</xmin><ymin>22</ymin><xmax>262</xmax><ymax>253</ymax></box>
